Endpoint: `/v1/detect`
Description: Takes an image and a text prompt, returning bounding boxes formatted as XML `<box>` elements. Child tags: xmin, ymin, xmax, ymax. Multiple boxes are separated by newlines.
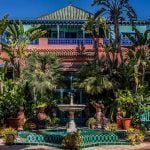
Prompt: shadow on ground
<box><xmin>0</xmin><ymin>145</ymin><xmax>58</xmax><ymax>150</ymax></box>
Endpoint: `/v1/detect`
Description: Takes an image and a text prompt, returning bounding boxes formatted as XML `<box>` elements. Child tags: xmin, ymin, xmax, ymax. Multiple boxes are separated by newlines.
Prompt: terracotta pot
<box><xmin>7</xmin><ymin>118</ymin><xmax>19</xmax><ymax>129</ymax></box>
<box><xmin>5</xmin><ymin>134</ymin><xmax>16</xmax><ymax>145</ymax></box>
<box><xmin>117</xmin><ymin>118</ymin><xmax>123</xmax><ymax>129</ymax></box>
<box><xmin>91</xmin><ymin>124</ymin><xmax>96</xmax><ymax>129</ymax></box>
<box><xmin>122</xmin><ymin>118</ymin><xmax>131</xmax><ymax>130</ymax></box>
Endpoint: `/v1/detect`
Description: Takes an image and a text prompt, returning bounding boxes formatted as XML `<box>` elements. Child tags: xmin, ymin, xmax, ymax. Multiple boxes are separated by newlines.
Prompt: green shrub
<box><xmin>86</xmin><ymin>117</ymin><xmax>96</xmax><ymax>128</ymax></box>
<box><xmin>105</xmin><ymin>123</ymin><xmax>118</xmax><ymax>132</ymax></box>
<box><xmin>62</xmin><ymin>131</ymin><xmax>82</xmax><ymax>150</ymax></box>
<box><xmin>1</xmin><ymin>128</ymin><xmax>17</xmax><ymax>144</ymax></box>
<box><xmin>127</xmin><ymin>128</ymin><xmax>144</xmax><ymax>145</ymax></box>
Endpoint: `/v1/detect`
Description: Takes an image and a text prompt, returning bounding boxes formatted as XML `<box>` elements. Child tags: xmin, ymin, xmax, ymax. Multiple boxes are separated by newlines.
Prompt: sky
<box><xmin>0</xmin><ymin>0</ymin><xmax>149</xmax><ymax>20</ymax></box>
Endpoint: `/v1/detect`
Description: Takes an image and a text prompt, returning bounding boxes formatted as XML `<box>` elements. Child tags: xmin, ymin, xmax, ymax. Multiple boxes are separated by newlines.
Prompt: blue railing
<box><xmin>48</xmin><ymin>38</ymin><xmax>93</xmax><ymax>45</ymax></box>
<box><xmin>0</xmin><ymin>35</ymin><xmax>133</xmax><ymax>46</ymax></box>
<box><xmin>0</xmin><ymin>35</ymin><xmax>7</xmax><ymax>44</ymax></box>
<box><xmin>121</xmin><ymin>38</ymin><xmax>133</xmax><ymax>46</ymax></box>
<box><xmin>104</xmin><ymin>38</ymin><xmax>133</xmax><ymax>46</ymax></box>
<box><xmin>104</xmin><ymin>39</ymin><xmax>110</xmax><ymax>45</ymax></box>
<box><xmin>29</xmin><ymin>39</ymin><xmax>39</xmax><ymax>45</ymax></box>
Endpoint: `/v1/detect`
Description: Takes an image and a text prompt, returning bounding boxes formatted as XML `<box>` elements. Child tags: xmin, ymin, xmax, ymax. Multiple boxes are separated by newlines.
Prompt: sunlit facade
<box><xmin>0</xmin><ymin>5</ymin><xmax>149</xmax><ymax>123</ymax></box>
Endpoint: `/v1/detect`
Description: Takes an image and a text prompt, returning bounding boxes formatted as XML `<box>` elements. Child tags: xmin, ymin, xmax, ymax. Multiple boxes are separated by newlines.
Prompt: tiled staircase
<box><xmin>14</xmin><ymin>129</ymin><xmax>131</xmax><ymax>148</ymax></box>
<box><xmin>145</xmin><ymin>131</ymin><xmax>150</xmax><ymax>142</ymax></box>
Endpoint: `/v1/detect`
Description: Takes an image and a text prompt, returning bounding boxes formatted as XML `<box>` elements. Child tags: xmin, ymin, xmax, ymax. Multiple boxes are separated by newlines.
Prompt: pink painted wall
<box><xmin>28</xmin><ymin>38</ymin><xmax>94</xmax><ymax>50</ymax></box>
<box><xmin>0</xmin><ymin>38</ymin><xmax>128</xmax><ymax>71</ymax></box>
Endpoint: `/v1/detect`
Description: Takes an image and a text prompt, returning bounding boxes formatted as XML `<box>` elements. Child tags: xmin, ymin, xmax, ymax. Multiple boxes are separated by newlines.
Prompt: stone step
<box><xmin>144</xmin><ymin>131</ymin><xmax>150</xmax><ymax>142</ymax></box>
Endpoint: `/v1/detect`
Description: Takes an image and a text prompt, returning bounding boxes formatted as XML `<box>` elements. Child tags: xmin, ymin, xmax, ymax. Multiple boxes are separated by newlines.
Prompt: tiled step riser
<box><xmin>15</xmin><ymin>130</ymin><xmax>131</xmax><ymax>148</ymax></box>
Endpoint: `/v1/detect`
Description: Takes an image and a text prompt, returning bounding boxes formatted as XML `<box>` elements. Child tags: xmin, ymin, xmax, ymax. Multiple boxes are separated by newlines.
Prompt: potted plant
<box><xmin>116</xmin><ymin>90</ymin><xmax>135</xmax><ymax>130</ymax></box>
<box><xmin>24</xmin><ymin>122</ymin><xmax>37</xmax><ymax>130</ymax></box>
<box><xmin>127</xmin><ymin>128</ymin><xmax>144</xmax><ymax>145</ymax></box>
<box><xmin>86</xmin><ymin>117</ymin><xmax>96</xmax><ymax>129</ymax></box>
<box><xmin>116</xmin><ymin>107</ymin><xmax>123</xmax><ymax>129</ymax></box>
<box><xmin>62</xmin><ymin>131</ymin><xmax>82</xmax><ymax>150</ymax></box>
<box><xmin>105</xmin><ymin>123</ymin><xmax>118</xmax><ymax>132</ymax></box>
<box><xmin>1</xmin><ymin>128</ymin><xmax>17</xmax><ymax>145</ymax></box>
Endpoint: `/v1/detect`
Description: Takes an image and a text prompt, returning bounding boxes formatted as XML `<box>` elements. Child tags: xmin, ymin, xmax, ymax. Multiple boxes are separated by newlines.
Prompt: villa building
<box><xmin>1</xmin><ymin>4</ymin><xmax>149</xmax><ymax>72</ymax></box>
<box><xmin>0</xmin><ymin>4</ymin><xmax>149</xmax><ymax>123</ymax></box>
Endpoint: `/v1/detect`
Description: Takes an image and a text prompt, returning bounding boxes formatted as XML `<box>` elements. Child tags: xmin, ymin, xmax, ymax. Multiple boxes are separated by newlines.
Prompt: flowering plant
<box><xmin>105</xmin><ymin>123</ymin><xmax>118</xmax><ymax>132</ymax></box>
<box><xmin>0</xmin><ymin>128</ymin><xmax>17</xmax><ymax>144</ymax></box>
<box><xmin>127</xmin><ymin>128</ymin><xmax>144</xmax><ymax>145</ymax></box>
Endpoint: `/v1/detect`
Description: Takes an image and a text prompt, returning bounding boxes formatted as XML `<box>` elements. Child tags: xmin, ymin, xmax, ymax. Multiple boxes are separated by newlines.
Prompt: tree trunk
<box><xmin>93</xmin><ymin>38</ymin><xmax>99</xmax><ymax>61</ymax></box>
<box><xmin>13</xmin><ymin>63</ymin><xmax>21</xmax><ymax>80</ymax></box>
<box><xmin>142</xmin><ymin>66</ymin><xmax>145</xmax><ymax>85</ymax></box>
<box><xmin>114</xmin><ymin>17</ymin><xmax>124</xmax><ymax>64</ymax></box>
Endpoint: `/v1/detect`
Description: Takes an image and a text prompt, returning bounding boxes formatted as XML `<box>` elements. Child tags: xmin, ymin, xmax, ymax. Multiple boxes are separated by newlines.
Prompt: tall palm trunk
<box><xmin>93</xmin><ymin>38</ymin><xmax>99</xmax><ymax>61</ymax></box>
<box><xmin>12</xmin><ymin>61</ymin><xmax>21</xmax><ymax>79</ymax></box>
<box><xmin>114</xmin><ymin>17</ymin><xmax>124</xmax><ymax>64</ymax></box>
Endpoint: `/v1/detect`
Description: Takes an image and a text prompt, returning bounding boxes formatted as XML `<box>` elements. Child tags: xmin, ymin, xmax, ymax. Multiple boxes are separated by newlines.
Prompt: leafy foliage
<box><xmin>62</xmin><ymin>131</ymin><xmax>82</xmax><ymax>150</ymax></box>
<box><xmin>127</xmin><ymin>128</ymin><xmax>144</xmax><ymax>145</ymax></box>
<box><xmin>74</xmin><ymin>60</ymin><xmax>112</xmax><ymax>95</ymax></box>
<box><xmin>82</xmin><ymin>15</ymin><xmax>108</xmax><ymax>38</ymax></box>
<box><xmin>0</xmin><ymin>79</ymin><xmax>24</xmax><ymax>119</ymax></box>
<box><xmin>105</xmin><ymin>123</ymin><xmax>118</xmax><ymax>132</ymax></box>
<box><xmin>0</xmin><ymin>21</ymin><xmax>46</xmax><ymax>79</ymax></box>
<box><xmin>125</xmin><ymin>27</ymin><xmax>150</xmax><ymax>47</ymax></box>
<box><xmin>22</xmin><ymin>53</ymin><xmax>62</xmax><ymax>105</ymax></box>
<box><xmin>86</xmin><ymin>117</ymin><xmax>96</xmax><ymax>128</ymax></box>
<box><xmin>0</xmin><ymin>15</ymin><xmax>8</xmax><ymax>35</ymax></box>
<box><xmin>92</xmin><ymin>0</ymin><xmax>137</xmax><ymax>63</ymax></box>
<box><xmin>1</xmin><ymin>128</ymin><xmax>17</xmax><ymax>138</ymax></box>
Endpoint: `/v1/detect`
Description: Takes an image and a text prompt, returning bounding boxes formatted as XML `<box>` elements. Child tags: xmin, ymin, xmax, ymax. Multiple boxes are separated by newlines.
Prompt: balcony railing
<box><xmin>29</xmin><ymin>39</ymin><xmax>39</xmax><ymax>45</ymax></box>
<box><xmin>0</xmin><ymin>35</ymin><xmax>133</xmax><ymax>46</ymax></box>
<box><xmin>121</xmin><ymin>38</ymin><xmax>133</xmax><ymax>46</ymax></box>
<box><xmin>104</xmin><ymin>38</ymin><xmax>133</xmax><ymax>46</ymax></box>
<box><xmin>0</xmin><ymin>35</ymin><xmax>7</xmax><ymax>44</ymax></box>
<box><xmin>48</xmin><ymin>38</ymin><xmax>93</xmax><ymax>45</ymax></box>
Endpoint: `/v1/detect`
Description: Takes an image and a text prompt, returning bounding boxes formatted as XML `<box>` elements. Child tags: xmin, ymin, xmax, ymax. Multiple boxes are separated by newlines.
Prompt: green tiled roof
<box><xmin>37</xmin><ymin>4</ymin><xmax>93</xmax><ymax>21</ymax></box>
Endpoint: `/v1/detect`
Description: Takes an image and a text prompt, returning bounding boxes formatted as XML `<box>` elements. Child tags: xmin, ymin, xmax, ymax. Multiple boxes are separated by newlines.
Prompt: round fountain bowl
<box><xmin>57</xmin><ymin>104</ymin><xmax>86</xmax><ymax>112</ymax></box>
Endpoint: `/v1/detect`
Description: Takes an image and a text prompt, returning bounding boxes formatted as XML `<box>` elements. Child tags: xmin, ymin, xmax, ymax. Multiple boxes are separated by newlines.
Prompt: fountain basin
<box><xmin>57</xmin><ymin>104</ymin><xmax>85</xmax><ymax>112</ymax></box>
<box><xmin>15</xmin><ymin>129</ymin><xmax>130</xmax><ymax>148</ymax></box>
<box><xmin>58</xmin><ymin>104</ymin><xmax>85</xmax><ymax>132</ymax></box>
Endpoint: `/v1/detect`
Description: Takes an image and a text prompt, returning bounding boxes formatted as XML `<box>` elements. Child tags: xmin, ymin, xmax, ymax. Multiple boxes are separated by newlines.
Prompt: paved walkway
<box><xmin>0</xmin><ymin>143</ymin><xmax>150</xmax><ymax>150</ymax></box>
<box><xmin>0</xmin><ymin>133</ymin><xmax>150</xmax><ymax>150</ymax></box>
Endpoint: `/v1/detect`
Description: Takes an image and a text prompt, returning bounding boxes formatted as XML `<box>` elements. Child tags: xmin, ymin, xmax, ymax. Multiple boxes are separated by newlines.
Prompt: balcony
<box><xmin>104</xmin><ymin>38</ymin><xmax>133</xmax><ymax>46</ymax></box>
<box><xmin>121</xmin><ymin>39</ymin><xmax>133</xmax><ymax>46</ymax></box>
<box><xmin>48</xmin><ymin>38</ymin><xmax>93</xmax><ymax>45</ymax></box>
<box><xmin>0</xmin><ymin>35</ymin><xmax>133</xmax><ymax>47</ymax></box>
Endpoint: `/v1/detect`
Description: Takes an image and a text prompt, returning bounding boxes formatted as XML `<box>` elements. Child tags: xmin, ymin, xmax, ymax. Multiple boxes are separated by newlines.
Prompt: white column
<box><xmin>83</xmin><ymin>30</ymin><xmax>85</xmax><ymax>44</ymax></box>
<box><xmin>57</xmin><ymin>24</ymin><xmax>60</xmax><ymax>39</ymax></box>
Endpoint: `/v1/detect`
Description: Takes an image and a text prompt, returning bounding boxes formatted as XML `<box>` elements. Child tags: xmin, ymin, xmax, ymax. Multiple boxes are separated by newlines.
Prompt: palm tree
<box><xmin>125</xmin><ymin>27</ymin><xmax>150</xmax><ymax>48</ymax></box>
<box><xmin>82</xmin><ymin>15</ymin><xmax>109</xmax><ymax>59</ymax></box>
<box><xmin>0</xmin><ymin>21</ymin><xmax>46</xmax><ymax>79</ymax></box>
<box><xmin>92</xmin><ymin>0</ymin><xmax>137</xmax><ymax>62</ymax></box>
<box><xmin>0</xmin><ymin>15</ymin><xmax>8</xmax><ymax>35</ymax></box>
<box><xmin>22</xmin><ymin>53</ymin><xmax>62</xmax><ymax>104</ymax></box>
<box><xmin>74</xmin><ymin>60</ymin><xmax>112</xmax><ymax>96</ymax></box>
<box><xmin>127</xmin><ymin>48</ymin><xmax>150</xmax><ymax>92</ymax></box>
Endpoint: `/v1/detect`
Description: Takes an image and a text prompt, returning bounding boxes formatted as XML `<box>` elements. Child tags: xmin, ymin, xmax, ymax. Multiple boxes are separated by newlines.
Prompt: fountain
<box><xmin>15</xmin><ymin>94</ymin><xmax>130</xmax><ymax>148</ymax></box>
<box><xmin>57</xmin><ymin>93</ymin><xmax>85</xmax><ymax>132</ymax></box>
<box><xmin>15</xmin><ymin>74</ymin><xmax>130</xmax><ymax>147</ymax></box>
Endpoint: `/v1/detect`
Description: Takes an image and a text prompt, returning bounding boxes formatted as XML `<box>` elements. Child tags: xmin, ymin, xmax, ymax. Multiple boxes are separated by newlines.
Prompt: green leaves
<box><xmin>0</xmin><ymin>79</ymin><xmax>24</xmax><ymax>118</ymax></box>
<box><xmin>75</xmin><ymin>60</ymin><xmax>112</xmax><ymax>95</ymax></box>
<box><xmin>79</xmin><ymin>75</ymin><xmax>112</xmax><ymax>95</ymax></box>
<box><xmin>92</xmin><ymin>0</ymin><xmax>137</xmax><ymax>54</ymax></box>
<box><xmin>0</xmin><ymin>21</ymin><xmax>46</xmax><ymax>79</ymax></box>
<box><xmin>22</xmin><ymin>53</ymin><xmax>62</xmax><ymax>104</ymax></box>
<box><xmin>116</xmin><ymin>89</ymin><xmax>134</xmax><ymax>104</ymax></box>
<box><xmin>0</xmin><ymin>15</ymin><xmax>8</xmax><ymax>35</ymax></box>
<box><xmin>83</xmin><ymin>15</ymin><xmax>108</xmax><ymax>38</ymax></box>
<box><xmin>125</xmin><ymin>28</ymin><xmax>150</xmax><ymax>47</ymax></box>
